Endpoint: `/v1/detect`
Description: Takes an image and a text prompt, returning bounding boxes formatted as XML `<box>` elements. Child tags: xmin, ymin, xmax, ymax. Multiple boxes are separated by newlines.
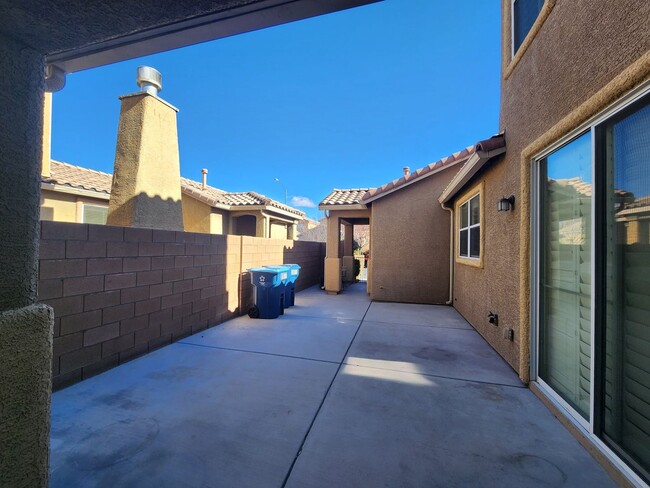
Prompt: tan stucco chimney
<box><xmin>201</xmin><ymin>168</ymin><xmax>208</xmax><ymax>190</ymax></box>
<box><xmin>403</xmin><ymin>166</ymin><xmax>410</xmax><ymax>177</ymax></box>
<box><xmin>107</xmin><ymin>67</ymin><xmax>184</xmax><ymax>230</ymax></box>
<box><xmin>41</xmin><ymin>92</ymin><xmax>52</xmax><ymax>178</ymax></box>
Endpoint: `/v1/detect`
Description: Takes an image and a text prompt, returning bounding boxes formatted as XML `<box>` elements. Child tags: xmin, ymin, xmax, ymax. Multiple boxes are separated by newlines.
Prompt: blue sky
<box><xmin>51</xmin><ymin>0</ymin><xmax>502</xmax><ymax>220</ymax></box>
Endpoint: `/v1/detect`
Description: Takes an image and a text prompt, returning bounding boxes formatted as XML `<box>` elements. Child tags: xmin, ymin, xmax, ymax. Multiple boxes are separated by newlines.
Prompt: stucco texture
<box><xmin>451</xmin><ymin>157</ymin><xmax>520</xmax><ymax>373</ymax></box>
<box><xmin>0</xmin><ymin>304</ymin><xmax>53</xmax><ymax>488</ymax></box>
<box><xmin>371</xmin><ymin>168</ymin><xmax>457</xmax><ymax>304</ymax></box>
<box><xmin>182</xmin><ymin>194</ymin><xmax>211</xmax><ymax>233</ymax></box>
<box><xmin>452</xmin><ymin>0</ymin><xmax>650</xmax><ymax>380</ymax></box>
<box><xmin>0</xmin><ymin>34</ymin><xmax>44</xmax><ymax>309</ymax></box>
<box><xmin>107</xmin><ymin>93</ymin><xmax>184</xmax><ymax>231</ymax></box>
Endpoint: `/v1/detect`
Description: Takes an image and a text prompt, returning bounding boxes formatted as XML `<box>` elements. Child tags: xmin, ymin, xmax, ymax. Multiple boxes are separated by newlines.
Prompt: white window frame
<box><xmin>531</xmin><ymin>80</ymin><xmax>650</xmax><ymax>488</ymax></box>
<box><xmin>81</xmin><ymin>203</ymin><xmax>108</xmax><ymax>224</ymax></box>
<box><xmin>458</xmin><ymin>193</ymin><xmax>480</xmax><ymax>259</ymax></box>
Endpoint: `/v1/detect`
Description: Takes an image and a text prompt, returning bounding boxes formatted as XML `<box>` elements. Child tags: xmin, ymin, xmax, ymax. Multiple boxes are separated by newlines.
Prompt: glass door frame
<box><xmin>530</xmin><ymin>80</ymin><xmax>650</xmax><ymax>487</ymax></box>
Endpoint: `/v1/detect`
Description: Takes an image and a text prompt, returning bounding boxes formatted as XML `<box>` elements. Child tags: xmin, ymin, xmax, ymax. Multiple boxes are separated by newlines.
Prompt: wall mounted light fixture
<box><xmin>497</xmin><ymin>195</ymin><xmax>515</xmax><ymax>212</ymax></box>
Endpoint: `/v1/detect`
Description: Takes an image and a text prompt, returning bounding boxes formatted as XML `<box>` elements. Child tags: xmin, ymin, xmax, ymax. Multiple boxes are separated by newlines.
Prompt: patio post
<box><xmin>324</xmin><ymin>213</ymin><xmax>342</xmax><ymax>293</ymax></box>
<box><xmin>0</xmin><ymin>33</ymin><xmax>54</xmax><ymax>488</ymax></box>
<box><xmin>342</xmin><ymin>222</ymin><xmax>355</xmax><ymax>282</ymax></box>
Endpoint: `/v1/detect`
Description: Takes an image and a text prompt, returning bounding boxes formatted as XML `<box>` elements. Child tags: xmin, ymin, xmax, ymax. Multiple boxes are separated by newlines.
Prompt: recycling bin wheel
<box><xmin>248</xmin><ymin>306</ymin><xmax>260</xmax><ymax>318</ymax></box>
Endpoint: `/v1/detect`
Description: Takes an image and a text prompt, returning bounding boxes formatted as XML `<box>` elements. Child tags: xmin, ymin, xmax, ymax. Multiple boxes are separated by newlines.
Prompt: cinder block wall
<box><xmin>38</xmin><ymin>222</ymin><xmax>325</xmax><ymax>390</ymax></box>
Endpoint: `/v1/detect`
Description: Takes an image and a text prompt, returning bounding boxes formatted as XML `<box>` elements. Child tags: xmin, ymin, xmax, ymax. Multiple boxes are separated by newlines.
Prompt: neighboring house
<box><xmin>40</xmin><ymin>160</ymin><xmax>305</xmax><ymax>239</ymax></box>
<box><xmin>297</xmin><ymin>217</ymin><xmax>327</xmax><ymax>242</ymax></box>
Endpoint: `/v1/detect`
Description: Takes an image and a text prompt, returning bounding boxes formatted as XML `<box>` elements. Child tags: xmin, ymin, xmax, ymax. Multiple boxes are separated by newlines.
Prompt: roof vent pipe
<box><xmin>201</xmin><ymin>168</ymin><xmax>208</xmax><ymax>190</ymax></box>
<box><xmin>403</xmin><ymin>166</ymin><xmax>410</xmax><ymax>177</ymax></box>
<box><xmin>136</xmin><ymin>66</ymin><xmax>162</xmax><ymax>95</ymax></box>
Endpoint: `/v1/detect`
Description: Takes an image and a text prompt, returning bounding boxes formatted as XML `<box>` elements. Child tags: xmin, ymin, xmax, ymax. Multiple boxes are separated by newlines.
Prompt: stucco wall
<box><xmin>181</xmin><ymin>194</ymin><xmax>211</xmax><ymax>233</ymax></box>
<box><xmin>210</xmin><ymin>209</ymin><xmax>228</xmax><ymax>234</ymax></box>
<box><xmin>40</xmin><ymin>189</ymin><xmax>108</xmax><ymax>223</ymax></box>
<box><xmin>270</xmin><ymin>222</ymin><xmax>288</xmax><ymax>239</ymax></box>
<box><xmin>451</xmin><ymin>158</ymin><xmax>520</xmax><ymax>372</ymax></box>
<box><xmin>40</xmin><ymin>189</ymin><xmax>77</xmax><ymax>222</ymax></box>
<box><xmin>452</xmin><ymin>0</ymin><xmax>650</xmax><ymax>379</ymax></box>
<box><xmin>107</xmin><ymin>93</ymin><xmax>183</xmax><ymax>230</ymax></box>
<box><xmin>370</xmin><ymin>168</ymin><xmax>458</xmax><ymax>304</ymax></box>
<box><xmin>38</xmin><ymin>221</ymin><xmax>325</xmax><ymax>390</ymax></box>
<box><xmin>0</xmin><ymin>33</ymin><xmax>52</xmax><ymax>488</ymax></box>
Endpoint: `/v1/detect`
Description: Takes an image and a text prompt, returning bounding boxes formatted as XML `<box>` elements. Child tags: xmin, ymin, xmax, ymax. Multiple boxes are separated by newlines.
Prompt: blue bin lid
<box><xmin>248</xmin><ymin>267</ymin><xmax>283</xmax><ymax>287</ymax></box>
<box><xmin>284</xmin><ymin>263</ymin><xmax>300</xmax><ymax>281</ymax></box>
<box><xmin>262</xmin><ymin>265</ymin><xmax>290</xmax><ymax>283</ymax></box>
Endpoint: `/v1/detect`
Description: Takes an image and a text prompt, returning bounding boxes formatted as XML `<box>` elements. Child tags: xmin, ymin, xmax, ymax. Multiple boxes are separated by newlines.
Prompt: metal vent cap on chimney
<box><xmin>136</xmin><ymin>66</ymin><xmax>162</xmax><ymax>95</ymax></box>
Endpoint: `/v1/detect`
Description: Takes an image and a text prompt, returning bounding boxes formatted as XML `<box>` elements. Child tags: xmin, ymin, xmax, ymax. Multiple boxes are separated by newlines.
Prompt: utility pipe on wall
<box><xmin>441</xmin><ymin>202</ymin><xmax>454</xmax><ymax>305</ymax></box>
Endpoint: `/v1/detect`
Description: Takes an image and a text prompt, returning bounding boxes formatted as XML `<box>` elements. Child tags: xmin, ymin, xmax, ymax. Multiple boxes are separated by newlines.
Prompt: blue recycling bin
<box><xmin>285</xmin><ymin>264</ymin><xmax>301</xmax><ymax>307</ymax></box>
<box><xmin>247</xmin><ymin>267</ymin><xmax>285</xmax><ymax>319</ymax></box>
<box><xmin>261</xmin><ymin>265</ymin><xmax>290</xmax><ymax>309</ymax></box>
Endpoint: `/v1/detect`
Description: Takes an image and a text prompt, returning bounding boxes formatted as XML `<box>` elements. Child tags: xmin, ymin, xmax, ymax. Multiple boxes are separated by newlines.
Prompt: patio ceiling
<box><xmin>0</xmin><ymin>0</ymin><xmax>381</xmax><ymax>73</ymax></box>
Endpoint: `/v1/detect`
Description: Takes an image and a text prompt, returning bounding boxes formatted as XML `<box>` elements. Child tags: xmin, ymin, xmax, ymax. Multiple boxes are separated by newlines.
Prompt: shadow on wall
<box><xmin>107</xmin><ymin>193</ymin><xmax>184</xmax><ymax>231</ymax></box>
<box><xmin>237</xmin><ymin>237</ymin><xmax>326</xmax><ymax>314</ymax></box>
<box><xmin>39</xmin><ymin>223</ymin><xmax>325</xmax><ymax>390</ymax></box>
<box><xmin>40</xmin><ymin>222</ymin><xmax>236</xmax><ymax>390</ymax></box>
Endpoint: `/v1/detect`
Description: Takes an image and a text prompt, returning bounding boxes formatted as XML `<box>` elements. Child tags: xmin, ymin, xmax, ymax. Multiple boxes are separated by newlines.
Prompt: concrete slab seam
<box><xmin>176</xmin><ymin>340</ymin><xmax>341</xmax><ymax>366</ymax></box>
<box><xmin>280</xmin><ymin>299</ymin><xmax>373</xmax><ymax>488</ymax></box>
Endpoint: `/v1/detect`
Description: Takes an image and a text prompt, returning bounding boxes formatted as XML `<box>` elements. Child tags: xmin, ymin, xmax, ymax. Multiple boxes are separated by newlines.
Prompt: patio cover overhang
<box><xmin>0</xmin><ymin>1</ymin><xmax>381</xmax><ymax>485</ymax></box>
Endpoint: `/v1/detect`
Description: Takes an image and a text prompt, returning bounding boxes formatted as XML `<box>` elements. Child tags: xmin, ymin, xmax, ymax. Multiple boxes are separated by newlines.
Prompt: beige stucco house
<box><xmin>40</xmin><ymin>160</ymin><xmax>305</xmax><ymax>239</ymax></box>
<box><xmin>320</xmin><ymin>136</ymin><xmax>504</xmax><ymax>304</ymax></box>
<box><xmin>321</xmin><ymin>1</ymin><xmax>650</xmax><ymax>485</ymax></box>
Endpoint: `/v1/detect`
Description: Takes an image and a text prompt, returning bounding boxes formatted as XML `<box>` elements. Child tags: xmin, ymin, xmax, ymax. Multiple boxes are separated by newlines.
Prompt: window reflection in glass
<box><xmin>539</xmin><ymin>131</ymin><xmax>592</xmax><ymax>420</ymax></box>
<box><xmin>602</xmin><ymin>100</ymin><xmax>650</xmax><ymax>477</ymax></box>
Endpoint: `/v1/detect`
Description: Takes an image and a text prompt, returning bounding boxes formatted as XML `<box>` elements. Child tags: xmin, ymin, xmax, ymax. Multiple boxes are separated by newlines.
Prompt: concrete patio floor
<box><xmin>50</xmin><ymin>283</ymin><xmax>616</xmax><ymax>487</ymax></box>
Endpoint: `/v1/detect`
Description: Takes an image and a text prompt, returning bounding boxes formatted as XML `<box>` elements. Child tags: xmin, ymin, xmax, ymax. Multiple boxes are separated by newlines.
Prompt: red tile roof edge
<box><xmin>46</xmin><ymin>161</ymin><xmax>305</xmax><ymax>217</ymax></box>
<box><xmin>361</xmin><ymin>145</ymin><xmax>475</xmax><ymax>202</ymax></box>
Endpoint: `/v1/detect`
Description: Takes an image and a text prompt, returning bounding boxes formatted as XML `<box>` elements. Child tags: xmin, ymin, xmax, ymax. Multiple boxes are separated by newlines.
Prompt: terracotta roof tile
<box><xmin>45</xmin><ymin>161</ymin><xmax>304</xmax><ymax>217</ymax></box>
<box><xmin>320</xmin><ymin>189</ymin><xmax>373</xmax><ymax>206</ymax></box>
<box><xmin>361</xmin><ymin>145</ymin><xmax>474</xmax><ymax>202</ymax></box>
<box><xmin>46</xmin><ymin>160</ymin><xmax>112</xmax><ymax>193</ymax></box>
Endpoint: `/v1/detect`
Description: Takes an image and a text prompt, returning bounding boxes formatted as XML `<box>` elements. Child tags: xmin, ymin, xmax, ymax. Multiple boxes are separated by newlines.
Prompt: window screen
<box><xmin>82</xmin><ymin>205</ymin><xmax>108</xmax><ymax>225</ymax></box>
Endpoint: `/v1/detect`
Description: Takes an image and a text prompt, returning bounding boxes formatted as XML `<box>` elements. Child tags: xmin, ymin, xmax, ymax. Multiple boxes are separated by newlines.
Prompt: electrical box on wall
<box><xmin>503</xmin><ymin>328</ymin><xmax>514</xmax><ymax>341</ymax></box>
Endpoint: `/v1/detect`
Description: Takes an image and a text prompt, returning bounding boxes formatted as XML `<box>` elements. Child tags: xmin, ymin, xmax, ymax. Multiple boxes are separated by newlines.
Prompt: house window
<box><xmin>512</xmin><ymin>0</ymin><xmax>544</xmax><ymax>54</ymax></box>
<box><xmin>82</xmin><ymin>204</ymin><xmax>108</xmax><ymax>224</ymax></box>
<box><xmin>459</xmin><ymin>194</ymin><xmax>480</xmax><ymax>259</ymax></box>
<box><xmin>535</xmin><ymin>89</ymin><xmax>650</xmax><ymax>483</ymax></box>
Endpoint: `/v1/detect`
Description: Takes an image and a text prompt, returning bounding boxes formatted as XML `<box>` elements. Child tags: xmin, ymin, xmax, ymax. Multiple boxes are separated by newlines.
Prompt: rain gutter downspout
<box><xmin>441</xmin><ymin>202</ymin><xmax>454</xmax><ymax>305</ymax></box>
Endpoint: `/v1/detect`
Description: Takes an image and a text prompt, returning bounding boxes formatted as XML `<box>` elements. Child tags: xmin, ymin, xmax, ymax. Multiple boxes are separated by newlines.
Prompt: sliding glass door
<box><xmin>600</xmin><ymin>99</ymin><xmax>650</xmax><ymax>478</ymax></box>
<box><xmin>536</xmin><ymin>90</ymin><xmax>649</xmax><ymax>482</ymax></box>
<box><xmin>539</xmin><ymin>132</ymin><xmax>592</xmax><ymax>420</ymax></box>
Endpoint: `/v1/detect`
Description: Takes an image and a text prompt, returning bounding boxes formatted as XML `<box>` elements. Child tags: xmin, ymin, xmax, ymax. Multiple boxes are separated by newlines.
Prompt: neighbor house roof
<box><xmin>44</xmin><ymin>160</ymin><xmax>112</xmax><ymax>194</ymax></box>
<box><xmin>44</xmin><ymin>161</ymin><xmax>305</xmax><ymax>217</ymax></box>
<box><xmin>319</xmin><ymin>189</ymin><xmax>373</xmax><ymax>207</ymax></box>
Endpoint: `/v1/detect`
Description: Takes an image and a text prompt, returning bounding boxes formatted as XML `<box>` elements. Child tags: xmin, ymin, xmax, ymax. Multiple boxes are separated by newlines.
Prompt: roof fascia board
<box><xmin>41</xmin><ymin>182</ymin><xmax>110</xmax><ymax>200</ymax></box>
<box><xmin>362</xmin><ymin>156</ymin><xmax>468</xmax><ymax>205</ymax></box>
<box><xmin>181</xmin><ymin>189</ymin><xmax>231</xmax><ymax>210</ymax></box>
<box><xmin>439</xmin><ymin>146</ymin><xmax>507</xmax><ymax>204</ymax></box>
<box><xmin>318</xmin><ymin>203</ymin><xmax>367</xmax><ymax>211</ymax></box>
<box><xmin>235</xmin><ymin>204</ymin><xmax>303</xmax><ymax>219</ymax></box>
<box><xmin>47</xmin><ymin>0</ymin><xmax>381</xmax><ymax>73</ymax></box>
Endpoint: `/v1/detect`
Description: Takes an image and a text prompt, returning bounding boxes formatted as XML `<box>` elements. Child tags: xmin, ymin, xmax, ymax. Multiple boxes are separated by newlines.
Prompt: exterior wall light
<box><xmin>497</xmin><ymin>195</ymin><xmax>515</xmax><ymax>212</ymax></box>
